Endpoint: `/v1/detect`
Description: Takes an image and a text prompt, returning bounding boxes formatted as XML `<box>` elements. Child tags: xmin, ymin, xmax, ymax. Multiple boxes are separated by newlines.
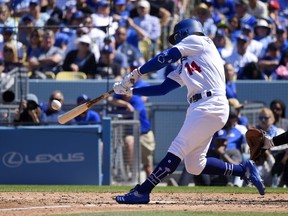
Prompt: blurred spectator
<box><xmin>0</xmin><ymin>42</ymin><xmax>23</xmax><ymax>73</ymax></box>
<box><xmin>25</xmin><ymin>28</ymin><xmax>44</xmax><ymax>61</ymax></box>
<box><xmin>253</xmin><ymin>18</ymin><xmax>274</xmax><ymax>54</ymax></box>
<box><xmin>224</xmin><ymin>63</ymin><xmax>237</xmax><ymax>99</ymax></box>
<box><xmin>0</xmin><ymin>4</ymin><xmax>18</xmax><ymax>35</ymax></box>
<box><xmin>241</xmin><ymin>24</ymin><xmax>264</xmax><ymax>58</ymax></box>
<box><xmin>235</xmin><ymin>0</ymin><xmax>257</xmax><ymax>27</ymax></box>
<box><xmin>258</xmin><ymin>42</ymin><xmax>281</xmax><ymax>80</ymax></box>
<box><xmin>176</xmin><ymin>0</ymin><xmax>189</xmax><ymax>20</ymax></box>
<box><xmin>255</xmin><ymin>107</ymin><xmax>283</xmax><ymax>136</ymax></box>
<box><xmin>65</xmin><ymin>13</ymin><xmax>92</xmax><ymax>56</ymax></box>
<box><xmin>40</xmin><ymin>0</ymin><xmax>63</xmax><ymax>21</ymax></box>
<box><xmin>42</xmin><ymin>90</ymin><xmax>75</xmax><ymax>124</ymax></box>
<box><xmin>149</xmin><ymin>0</ymin><xmax>174</xmax><ymax>27</ymax></box>
<box><xmin>228</xmin><ymin>98</ymin><xmax>249</xmax><ymax>129</ymax></box>
<box><xmin>17</xmin><ymin>14</ymin><xmax>36</xmax><ymax>47</ymax></box>
<box><xmin>254</xmin><ymin>107</ymin><xmax>282</xmax><ymax>185</ymax></box>
<box><xmin>28</xmin><ymin>29</ymin><xmax>64</xmax><ymax>79</ymax></box>
<box><xmin>202</xmin><ymin>0</ymin><xmax>223</xmax><ymax>25</ymax></box>
<box><xmin>132</xmin><ymin>0</ymin><xmax>161</xmax><ymax>59</ymax></box>
<box><xmin>267</xmin><ymin>0</ymin><xmax>287</xmax><ymax>27</ymax></box>
<box><xmin>83</xmin><ymin>14</ymin><xmax>106</xmax><ymax>61</ymax></box>
<box><xmin>76</xmin><ymin>0</ymin><xmax>95</xmax><ymax>15</ymax></box>
<box><xmin>227</xmin><ymin>15</ymin><xmax>242</xmax><ymax>43</ymax></box>
<box><xmin>10</xmin><ymin>0</ymin><xmax>31</xmax><ymax>17</ymax></box>
<box><xmin>74</xmin><ymin>94</ymin><xmax>101</xmax><ymax>124</ymax></box>
<box><xmin>213</xmin><ymin>28</ymin><xmax>233</xmax><ymax>60</ymax></box>
<box><xmin>91</xmin><ymin>0</ymin><xmax>118</xmax><ymax>35</ymax></box>
<box><xmin>237</xmin><ymin>61</ymin><xmax>265</xmax><ymax>79</ymax></box>
<box><xmin>62</xmin><ymin>34</ymin><xmax>98</xmax><ymax>78</ymax></box>
<box><xmin>94</xmin><ymin>39</ymin><xmax>127</xmax><ymax>80</ymax></box>
<box><xmin>45</xmin><ymin>17</ymin><xmax>70</xmax><ymax>52</ymax></box>
<box><xmin>115</xmin><ymin>26</ymin><xmax>145</xmax><ymax>70</ymax></box>
<box><xmin>13</xmin><ymin>93</ymin><xmax>45</xmax><ymax>125</ymax></box>
<box><xmin>0</xmin><ymin>27</ymin><xmax>24</xmax><ymax>62</ymax></box>
<box><xmin>274</xmin><ymin>25</ymin><xmax>288</xmax><ymax>54</ymax></box>
<box><xmin>270</xmin><ymin>99</ymin><xmax>288</xmax><ymax>131</ymax></box>
<box><xmin>27</xmin><ymin>0</ymin><xmax>50</xmax><ymax>27</ymax></box>
<box><xmin>108</xmin><ymin>79</ymin><xmax>156</xmax><ymax>178</ymax></box>
<box><xmin>129</xmin><ymin>0</ymin><xmax>171</xmax><ymax>27</ymax></box>
<box><xmin>192</xmin><ymin>3</ymin><xmax>217</xmax><ymax>39</ymax></box>
<box><xmin>213</xmin><ymin>0</ymin><xmax>236</xmax><ymax>21</ymax></box>
<box><xmin>275</xmin><ymin>49</ymin><xmax>288</xmax><ymax>79</ymax></box>
<box><xmin>112</xmin><ymin>0</ymin><xmax>130</xmax><ymax>28</ymax></box>
<box><xmin>270</xmin><ymin>148</ymin><xmax>288</xmax><ymax>187</ymax></box>
<box><xmin>225</xmin><ymin>34</ymin><xmax>258</xmax><ymax>75</ymax></box>
<box><xmin>62</xmin><ymin>0</ymin><xmax>77</xmax><ymax>26</ymax></box>
<box><xmin>247</xmin><ymin>0</ymin><xmax>268</xmax><ymax>19</ymax></box>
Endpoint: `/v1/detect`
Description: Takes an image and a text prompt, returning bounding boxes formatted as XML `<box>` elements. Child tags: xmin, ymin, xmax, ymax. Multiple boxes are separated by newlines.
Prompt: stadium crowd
<box><xmin>1</xmin><ymin>0</ymin><xmax>288</xmax><ymax>187</ymax></box>
<box><xmin>0</xmin><ymin>0</ymin><xmax>287</xmax><ymax>80</ymax></box>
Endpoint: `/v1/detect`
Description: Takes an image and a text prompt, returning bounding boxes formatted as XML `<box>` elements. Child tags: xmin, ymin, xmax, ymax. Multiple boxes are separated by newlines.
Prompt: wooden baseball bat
<box><xmin>58</xmin><ymin>90</ymin><xmax>114</xmax><ymax>124</ymax></box>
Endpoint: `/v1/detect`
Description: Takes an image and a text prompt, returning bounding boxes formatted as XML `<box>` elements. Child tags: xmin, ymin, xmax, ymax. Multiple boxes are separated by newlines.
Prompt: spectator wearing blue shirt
<box><xmin>256</xmin><ymin>107</ymin><xmax>281</xmax><ymax>138</ymax></box>
<box><xmin>275</xmin><ymin>25</ymin><xmax>288</xmax><ymax>55</ymax></box>
<box><xmin>213</xmin><ymin>0</ymin><xmax>236</xmax><ymax>21</ymax></box>
<box><xmin>241</xmin><ymin>24</ymin><xmax>264</xmax><ymax>58</ymax></box>
<box><xmin>227</xmin><ymin>15</ymin><xmax>242</xmax><ymax>44</ymax></box>
<box><xmin>11</xmin><ymin>0</ymin><xmax>31</xmax><ymax>17</ymax></box>
<box><xmin>235</xmin><ymin>0</ymin><xmax>257</xmax><ymax>27</ymax></box>
<box><xmin>108</xmin><ymin>79</ymin><xmax>156</xmax><ymax>178</ymax></box>
<box><xmin>42</xmin><ymin>90</ymin><xmax>76</xmax><ymax>125</ymax></box>
<box><xmin>74</xmin><ymin>94</ymin><xmax>101</xmax><ymax>124</ymax></box>
<box><xmin>45</xmin><ymin>17</ymin><xmax>70</xmax><ymax>52</ymax></box>
<box><xmin>224</xmin><ymin>63</ymin><xmax>237</xmax><ymax>99</ymax></box>
<box><xmin>112</xmin><ymin>0</ymin><xmax>130</xmax><ymax>28</ymax></box>
<box><xmin>18</xmin><ymin>14</ymin><xmax>35</xmax><ymax>47</ymax></box>
<box><xmin>258</xmin><ymin>42</ymin><xmax>281</xmax><ymax>80</ymax></box>
<box><xmin>115</xmin><ymin>26</ymin><xmax>145</xmax><ymax>70</ymax></box>
<box><xmin>268</xmin><ymin>0</ymin><xmax>287</xmax><ymax>27</ymax></box>
<box><xmin>225</xmin><ymin>34</ymin><xmax>258</xmax><ymax>75</ymax></box>
<box><xmin>207</xmin><ymin>107</ymin><xmax>247</xmax><ymax>186</ymax></box>
<box><xmin>253</xmin><ymin>18</ymin><xmax>274</xmax><ymax>55</ymax></box>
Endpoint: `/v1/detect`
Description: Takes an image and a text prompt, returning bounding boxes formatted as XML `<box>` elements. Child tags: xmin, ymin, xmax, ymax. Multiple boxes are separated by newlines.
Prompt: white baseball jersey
<box><xmin>168</xmin><ymin>35</ymin><xmax>226</xmax><ymax>101</ymax></box>
<box><xmin>167</xmin><ymin>35</ymin><xmax>229</xmax><ymax>175</ymax></box>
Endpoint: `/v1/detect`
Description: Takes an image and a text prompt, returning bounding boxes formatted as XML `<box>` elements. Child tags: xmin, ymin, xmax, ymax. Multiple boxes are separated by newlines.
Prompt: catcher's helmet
<box><xmin>168</xmin><ymin>18</ymin><xmax>205</xmax><ymax>45</ymax></box>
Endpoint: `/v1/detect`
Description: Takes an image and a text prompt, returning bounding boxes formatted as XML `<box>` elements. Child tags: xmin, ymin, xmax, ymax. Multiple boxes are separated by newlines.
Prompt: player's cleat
<box><xmin>243</xmin><ymin>160</ymin><xmax>265</xmax><ymax>195</ymax></box>
<box><xmin>114</xmin><ymin>184</ymin><xmax>150</xmax><ymax>204</ymax></box>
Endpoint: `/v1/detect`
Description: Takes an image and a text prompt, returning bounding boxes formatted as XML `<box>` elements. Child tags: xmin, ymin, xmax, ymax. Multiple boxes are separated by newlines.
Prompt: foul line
<box><xmin>0</xmin><ymin>205</ymin><xmax>71</xmax><ymax>211</ymax></box>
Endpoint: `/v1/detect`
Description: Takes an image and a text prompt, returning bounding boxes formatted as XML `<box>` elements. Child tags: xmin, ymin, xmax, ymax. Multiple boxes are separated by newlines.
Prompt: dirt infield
<box><xmin>0</xmin><ymin>192</ymin><xmax>287</xmax><ymax>216</ymax></box>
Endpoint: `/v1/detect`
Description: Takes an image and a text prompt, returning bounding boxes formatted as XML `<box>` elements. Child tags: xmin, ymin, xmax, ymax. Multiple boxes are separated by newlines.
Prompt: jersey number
<box><xmin>185</xmin><ymin>61</ymin><xmax>202</xmax><ymax>75</ymax></box>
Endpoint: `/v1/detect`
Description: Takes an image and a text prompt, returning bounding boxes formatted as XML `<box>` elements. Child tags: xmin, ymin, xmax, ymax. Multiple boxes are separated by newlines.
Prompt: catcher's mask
<box><xmin>168</xmin><ymin>18</ymin><xmax>205</xmax><ymax>45</ymax></box>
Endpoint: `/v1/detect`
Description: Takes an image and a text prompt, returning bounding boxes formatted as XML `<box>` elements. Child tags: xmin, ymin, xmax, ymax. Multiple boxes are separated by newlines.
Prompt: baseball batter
<box><xmin>113</xmin><ymin>18</ymin><xmax>265</xmax><ymax>204</ymax></box>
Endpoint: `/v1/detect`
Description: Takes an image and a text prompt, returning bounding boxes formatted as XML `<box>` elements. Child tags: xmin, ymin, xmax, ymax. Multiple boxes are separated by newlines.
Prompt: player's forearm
<box><xmin>139</xmin><ymin>47</ymin><xmax>181</xmax><ymax>74</ymax></box>
<box><xmin>133</xmin><ymin>78</ymin><xmax>180</xmax><ymax>96</ymax></box>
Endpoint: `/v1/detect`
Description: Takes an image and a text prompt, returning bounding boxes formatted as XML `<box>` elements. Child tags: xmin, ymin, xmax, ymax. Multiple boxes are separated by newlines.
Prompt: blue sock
<box><xmin>201</xmin><ymin>157</ymin><xmax>245</xmax><ymax>177</ymax></box>
<box><xmin>138</xmin><ymin>152</ymin><xmax>181</xmax><ymax>194</ymax></box>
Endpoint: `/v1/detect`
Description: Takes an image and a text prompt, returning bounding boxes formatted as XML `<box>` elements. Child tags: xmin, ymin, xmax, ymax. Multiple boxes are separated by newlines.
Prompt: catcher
<box><xmin>246</xmin><ymin>129</ymin><xmax>288</xmax><ymax>163</ymax></box>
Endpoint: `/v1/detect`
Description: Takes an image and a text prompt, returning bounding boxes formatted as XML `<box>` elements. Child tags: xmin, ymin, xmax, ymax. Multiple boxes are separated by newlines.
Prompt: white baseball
<box><xmin>51</xmin><ymin>99</ymin><xmax>62</xmax><ymax>110</ymax></box>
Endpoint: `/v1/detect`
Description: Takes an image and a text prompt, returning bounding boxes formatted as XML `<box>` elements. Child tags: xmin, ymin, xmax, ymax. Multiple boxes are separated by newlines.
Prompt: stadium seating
<box><xmin>55</xmin><ymin>71</ymin><xmax>87</xmax><ymax>80</ymax></box>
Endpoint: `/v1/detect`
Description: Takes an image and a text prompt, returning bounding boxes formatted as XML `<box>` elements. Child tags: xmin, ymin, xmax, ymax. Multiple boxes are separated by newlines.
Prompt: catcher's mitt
<box><xmin>245</xmin><ymin>128</ymin><xmax>266</xmax><ymax>163</ymax></box>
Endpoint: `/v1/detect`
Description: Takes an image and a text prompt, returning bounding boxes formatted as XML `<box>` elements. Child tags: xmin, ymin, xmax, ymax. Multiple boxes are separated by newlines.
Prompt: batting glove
<box><xmin>121</xmin><ymin>68</ymin><xmax>142</xmax><ymax>88</ymax></box>
<box><xmin>113</xmin><ymin>82</ymin><xmax>133</xmax><ymax>96</ymax></box>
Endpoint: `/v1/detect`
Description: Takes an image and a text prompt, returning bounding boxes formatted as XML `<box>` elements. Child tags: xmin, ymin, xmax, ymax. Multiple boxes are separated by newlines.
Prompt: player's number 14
<box><xmin>185</xmin><ymin>61</ymin><xmax>202</xmax><ymax>75</ymax></box>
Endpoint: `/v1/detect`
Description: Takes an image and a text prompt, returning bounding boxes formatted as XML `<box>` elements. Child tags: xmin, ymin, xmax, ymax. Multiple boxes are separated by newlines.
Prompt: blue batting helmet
<box><xmin>168</xmin><ymin>18</ymin><xmax>205</xmax><ymax>45</ymax></box>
